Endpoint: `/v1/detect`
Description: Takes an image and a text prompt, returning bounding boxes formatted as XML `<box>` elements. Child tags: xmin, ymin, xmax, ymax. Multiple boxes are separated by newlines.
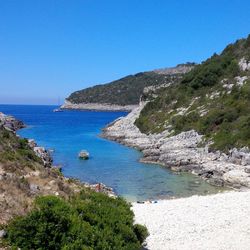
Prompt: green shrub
<box><xmin>133</xmin><ymin>224</ymin><xmax>149</xmax><ymax>244</ymax></box>
<box><xmin>135</xmin><ymin>35</ymin><xmax>250</xmax><ymax>152</ymax></box>
<box><xmin>6</xmin><ymin>193</ymin><xmax>148</xmax><ymax>250</ymax></box>
<box><xmin>18</xmin><ymin>138</ymin><xmax>29</xmax><ymax>149</ymax></box>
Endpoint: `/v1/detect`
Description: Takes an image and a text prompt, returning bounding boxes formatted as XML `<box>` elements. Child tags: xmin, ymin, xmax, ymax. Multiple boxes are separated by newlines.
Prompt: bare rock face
<box><xmin>239</xmin><ymin>58</ymin><xmax>250</xmax><ymax>71</ymax></box>
<box><xmin>153</xmin><ymin>63</ymin><xmax>195</xmax><ymax>75</ymax></box>
<box><xmin>102</xmin><ymin>103</ymin><xmax>152</xmax><ymax>150</ymax></box>
<box><xmin>102</xmin><ymin>103</ymin><xmax>250</xmax><ymax>189</ymax></box>
<box><xmin>0</xmin><ymin>112</ymin><xmax>25</xmax><ymax>132</ymax></box>
<box><xmin>0</xmin><ymin>229</ymin><xmax>6</xmax><ymax>238</ymax></box>
<box><xmin>33</xmin><ymin>146</ymin><xmax>53</xmax><ymax>167</ymax></box>
<box><xmin>27</xmin><ymin>139</ymin><xmax>53</xmax><ymax>167</ymax></box>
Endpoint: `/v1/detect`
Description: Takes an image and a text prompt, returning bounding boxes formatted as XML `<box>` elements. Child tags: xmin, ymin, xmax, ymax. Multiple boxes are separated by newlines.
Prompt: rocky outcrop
<box><xmin>61</xmin><ymin>100</ymin><xmax>137</xmax><ymax>111</ymax></box>
<box><xmin>0</xmin><ymin>112</ymin><xmax>25</xmax><ymax>132</ymax></box>
<box><xmin>78</xmin><ymin>150</ymin><xmax>89</xmax><ymax>159</ymax></box>
<box><xmin>27</xmin><ymin>139</ymin><xmax>53</xmax><ymax>168</ymax></box>
<box><xmin>87</xmin><ymin>182</ymin><xmax>116</xmax><ymax>197</ymax></box>
<box><xmin>102</xmin><ymin>103</ymin><xmax>250</xmax><ymax>189</ymax></box>
<box><xmin>239</xmin><ymin>57</ymin><xmax>250</xmax><ymax>71</ymax></box>
<box><xmin>0</xmin><ymin>113</ymin><xmax>52</xmax><ymax>168</ymax></box>
<box><xmin>153</xmin><ymin>63</ymin><xmax>195</xmax><ymax>75</ymax></box>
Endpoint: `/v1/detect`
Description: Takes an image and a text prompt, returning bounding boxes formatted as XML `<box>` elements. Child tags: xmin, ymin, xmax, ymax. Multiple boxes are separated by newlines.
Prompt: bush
<box><xmin>133</xmin><ymin>224</ymin><xmax>149</xmax><ymax>244</ymax></box>
<box><xmin>6</xmin><ymin>192</ymin><xmax>148</xmax><ymax>250</ymax></box>
<box><xmin>18</xmin><ymin>138</ymin><xmax>29</xmax><ymax>149</ymax></box>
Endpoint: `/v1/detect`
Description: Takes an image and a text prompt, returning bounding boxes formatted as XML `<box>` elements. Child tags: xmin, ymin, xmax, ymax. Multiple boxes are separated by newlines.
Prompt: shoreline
<box><xmin>61</xmin><ymin>101</ymin><xmax>138</xmax><ymax>112</ymax></box>
<box><xmin>101</xmin><ymin>104</ymin><xmax>250</xmax><ymax>190</ymax></box>
<box><xmin>0</xmin><ymin>112</ymin><xmax>116</xmax><ymax>198</ymax></box>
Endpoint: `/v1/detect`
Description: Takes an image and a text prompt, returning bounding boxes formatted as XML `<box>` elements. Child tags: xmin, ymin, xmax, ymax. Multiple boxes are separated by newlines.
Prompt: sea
<box><xmin>0</xmin><ymin>104</ymin><xmax>223</xmax><ymax>201</ymax></box>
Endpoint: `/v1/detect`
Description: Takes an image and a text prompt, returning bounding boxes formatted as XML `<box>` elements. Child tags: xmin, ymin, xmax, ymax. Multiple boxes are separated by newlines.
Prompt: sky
<box><xmin>0</xmin><ymin>0</ymin><xmax>250</xmax><ymax>105</ymax></box>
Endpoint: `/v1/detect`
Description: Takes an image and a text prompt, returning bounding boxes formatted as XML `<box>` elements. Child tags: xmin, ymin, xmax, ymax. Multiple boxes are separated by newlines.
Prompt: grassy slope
<box><xmin>67</xmin><ymin>71</ymin><xmax>183</xmax><ymax>105</ymax></box>
<box><xmin>135</xmin><ymin>35</ymin><xmax>250</xmax><ymax>151</ymax></box>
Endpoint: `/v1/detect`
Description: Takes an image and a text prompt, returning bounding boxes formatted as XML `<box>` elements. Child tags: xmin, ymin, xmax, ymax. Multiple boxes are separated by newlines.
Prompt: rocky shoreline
<box><xmin>61</xmin><ymin>100</ymin><xmax>137</xmax><ymax>111</ymax></box>
<box><xmin>0</xmin><ymin>112</ymin><xmax>116</xmax><ymax>197</ymax></box>
<box><xmin>101</xmin><ymin>103</ymin><xmax>250</xmax><ymax>189</ymax></box>
<box><xmin>0</xmin><ymin>112</ymin><xmax>54</xmax><ymax>168</ymax></box>
<box><xmin>0</xmin><ymin>112</ymin><xmax>25</xmax><ymax>131</ymax></box>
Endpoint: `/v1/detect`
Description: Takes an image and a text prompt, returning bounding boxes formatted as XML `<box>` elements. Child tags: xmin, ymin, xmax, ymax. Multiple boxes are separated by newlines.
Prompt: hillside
<box><xmin>0</xmin><ymin>114</ymin><xmax>147</xmax><ymax>249</ymax></box>
<box><xmin>135</xmin><ymin>35</ymin><xmax>250</xmax><ymax>152</ymax></box>
<box><xmin>102</xmin><ymin>35</ymin><xmax>250</xmax><ymax>189</ymax></box>
<box><xmin>63</xmin><ymin>64</ymin><xmax>194</xmax><ymax>110</ymax></box>
<box><xmin>0</xmin><ymin>120</ymin><xmax>80</xmax><ymax>224</ymax></box>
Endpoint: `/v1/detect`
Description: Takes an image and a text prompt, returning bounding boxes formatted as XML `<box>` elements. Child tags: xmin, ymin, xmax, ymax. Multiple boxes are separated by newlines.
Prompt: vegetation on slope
<box><xmin>0</xmin><ymin>126</ymin><xmax>42</xmax><ymax>166</ymax></box>
<box><xmin>135</xmin><ymin>35</ymin><xmax>250</xmax><ymax>151</ymax></box>
<box><xmin>0</xmin><ymin>124</ymin><xmax>82</xmax><ymax>224</ymax></box>
<box><xmin>0</xmin><ymin>124</ymin><xmax>148</xmax><ymax>249</ymax></box>
<box><xmin>66</xmin><ymin>70</ymin><xmax>189</xmax><ymax>106</ymax></box>
<box><xmin>5</xmin><ymin>192</ymin><xmax>148</xmax><ymax>250</ymax></box>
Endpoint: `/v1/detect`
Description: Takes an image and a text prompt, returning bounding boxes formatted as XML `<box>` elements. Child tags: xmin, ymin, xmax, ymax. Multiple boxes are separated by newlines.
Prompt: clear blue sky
<box><xmin>0</xmin><ymin>0</ymin><xmax>250</xmax><ymax>104</ymax></box>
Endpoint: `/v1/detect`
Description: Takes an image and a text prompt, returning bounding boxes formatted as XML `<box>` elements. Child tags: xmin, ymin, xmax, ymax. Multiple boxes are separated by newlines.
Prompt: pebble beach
<box><xmin>132</xmin><ymin>191</ymin><xmax>250</xmax><ymax>250</ymax></box>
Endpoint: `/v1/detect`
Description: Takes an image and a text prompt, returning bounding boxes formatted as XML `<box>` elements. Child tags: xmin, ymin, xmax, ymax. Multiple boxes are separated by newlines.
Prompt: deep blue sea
<box><xmin>0</xmin><ymin>104</ymin><xmax>222</xmax><ymax>201</ymax></box>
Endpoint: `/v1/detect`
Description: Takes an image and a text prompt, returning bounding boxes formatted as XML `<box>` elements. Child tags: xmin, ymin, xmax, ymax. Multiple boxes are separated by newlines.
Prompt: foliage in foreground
<box><xmin>5</xmin><ymin>191</ymin><xmax>148</xmax><ymax>250</ymax></box>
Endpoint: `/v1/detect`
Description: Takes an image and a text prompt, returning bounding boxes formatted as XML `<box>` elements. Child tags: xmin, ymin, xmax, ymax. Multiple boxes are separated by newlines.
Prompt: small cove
<box><xmin>0</xmin><ymin>104</ymin><xmax>225</xmax><ymax>201</ymax></box>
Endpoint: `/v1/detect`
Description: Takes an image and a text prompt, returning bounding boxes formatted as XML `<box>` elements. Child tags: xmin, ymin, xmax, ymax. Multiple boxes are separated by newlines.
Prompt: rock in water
<box><xmin>78</xmin><ymin>150</ymin><xmax>89</xmax><ymax>160</ymax></box>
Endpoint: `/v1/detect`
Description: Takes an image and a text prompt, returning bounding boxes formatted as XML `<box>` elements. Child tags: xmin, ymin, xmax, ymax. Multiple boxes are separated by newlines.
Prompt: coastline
<box><xmin>101</xmin><ymin>103</ymin><xmax>250</xmax><ymax>190</ymax></box>
<box><xmin>2</xmin><ymin>108</ymin><xmax>250</xmax><ymax>249</ymax></box>
<box><xmin>0</xmin><ymin>112</ymin><xmax>116</xmax><ymax>198</ymax></box>
<box><xmin>61</xmin><ymin>101</ymin><xmax>138</xmax><ymax>111</ymax></box>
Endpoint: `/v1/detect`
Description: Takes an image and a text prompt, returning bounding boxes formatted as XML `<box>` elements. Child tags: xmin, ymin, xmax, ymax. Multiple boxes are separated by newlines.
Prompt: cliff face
<box><xmin>62</xmin><ymin>64</ymin><xmax>194</xmax><ymax>110</ymax></box>
<box><xmin>102</xmin><ymin>35</ymin><xmax>250</xmax><ymax>189</ymax></box>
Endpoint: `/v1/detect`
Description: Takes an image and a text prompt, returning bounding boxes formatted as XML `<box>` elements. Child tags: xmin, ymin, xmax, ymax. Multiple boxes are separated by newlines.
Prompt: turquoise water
<box><xmin>0</xmin><ymin>105</ymin><xmax>223</xmax><ymax>201</ymax></box>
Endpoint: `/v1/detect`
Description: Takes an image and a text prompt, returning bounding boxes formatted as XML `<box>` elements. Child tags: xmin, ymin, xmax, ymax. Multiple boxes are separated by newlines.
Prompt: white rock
<box><xmin>235</xmin><ymin>76</ymin><xmax>248</xmax><ymax>86</ymax></box>
<box><xmin>239</xmin><ymin>58</ymin><xmax>250</xmax><ymax>71</ymax></box>
<box><xmin>0</xmin><ymin>229</ymin><xmax>6</xmax><ymax>238</ymax></box>
<box><xmin>102</xmin><ymin>103</ymin><xmax>250</xmax><ymax>188</ymax></box>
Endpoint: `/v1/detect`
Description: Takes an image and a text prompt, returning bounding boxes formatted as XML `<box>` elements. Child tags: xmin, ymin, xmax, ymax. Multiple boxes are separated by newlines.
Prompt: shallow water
<box><xmin>0</xmin><ymin>104</ymin><xmax>224</xmax><ymax>201</ymax></box>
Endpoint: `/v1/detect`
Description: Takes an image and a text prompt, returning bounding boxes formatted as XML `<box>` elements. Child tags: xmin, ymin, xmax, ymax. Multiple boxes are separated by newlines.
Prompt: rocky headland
<box><xmin>61</xmin><ymin>100</ymin><xmax>137</xmax><ymax>111</ymax></box>
<box><xmin>102</xmin><ymin>102</ymin><xmax>250</xmax><ymax>189</ymax></box>
<box><xmin>62</xmin><ymin>64</ymin><xmax>194</xmax><ymax>112</ymax></box>
<box><xmin>0</xmin><ymin>112</ymin><xmax>25</xmax><ymax>131</ymax></box>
